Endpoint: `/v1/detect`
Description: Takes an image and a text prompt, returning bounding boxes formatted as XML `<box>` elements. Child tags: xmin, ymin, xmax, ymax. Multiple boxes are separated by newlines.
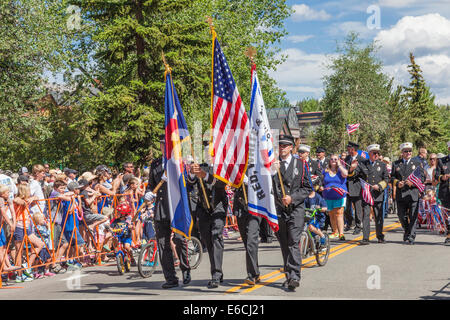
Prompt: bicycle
<box><xmin>110</xmin><ymin>224</ymin><xmax>134</xmax><ymax>275</ymax></box>
<box><xmin>299</xmin><ymin>208</ymin><xmax>330</xmax><ymax>266</ymax></box>
<box><xmin>179</xmin><ymin>236</ymin><xmax>203</xmax><ymax>270</ymax></box>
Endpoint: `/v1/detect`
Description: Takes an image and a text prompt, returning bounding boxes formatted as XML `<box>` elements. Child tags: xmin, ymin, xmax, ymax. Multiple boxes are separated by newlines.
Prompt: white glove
<box><xmin>144</xmin><ymin>192</ymin><xmax>156</xmax><ymax>202</ymax></box>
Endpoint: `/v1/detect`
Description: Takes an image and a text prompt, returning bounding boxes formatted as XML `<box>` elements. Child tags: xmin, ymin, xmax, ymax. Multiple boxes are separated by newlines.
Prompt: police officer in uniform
<box><xmin>345</xmin><ymin>142</ymin><xmax>365</xmax><ymax>234</ymax></box>
<box><xmin>233</xmin><ymin>179</ymin><xmax>262</xmax><ymax>286</ymax></box>
<box><xmin>188</xmin><ymin>144</ymin><xmax>228</xmax><ymax>289</ymax></box>
<box><xmin>391</xmin><ymin>142</ymin><xmax>425</xmax><ymax>245</ymax></box>
<box><xmin>316</xmin><ymin>147</ymin><xmax>329</xmax><ymax>172</ymax></box>
<box><xmin>273</xmin><ymin>135</ymin><xmax>313</xmax><ymax>291</ymax></box>
<box><xmin>147</xmin><ymin>135</ymin><xmax>191</xmax><ymax>288</ymax></box>
<box><xmin>359</xmin><ymin>144</ymin><xmax>390</xmax><ymax>244</ymax></box>
<box><xmin>435</xmin><ymin>141</ymin><xmax>450</xmax><ymax>245</ymax></box>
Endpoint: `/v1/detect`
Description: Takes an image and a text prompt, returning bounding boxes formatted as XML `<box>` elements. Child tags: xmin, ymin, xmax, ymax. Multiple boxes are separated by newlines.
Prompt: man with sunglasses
<box><xmin>435</xmin><ymin>141</ymin><xmax>450</xmax><ymax>245</ymax></box>
<box><xmin>359</xmin><ymin>144</ymin><xmax>389</xmax><ymax>244</ymax></box>
<box><xmin>391</xmin><ymin>142</ymin><xmax>425</xmax><ymax>245</ymax></box>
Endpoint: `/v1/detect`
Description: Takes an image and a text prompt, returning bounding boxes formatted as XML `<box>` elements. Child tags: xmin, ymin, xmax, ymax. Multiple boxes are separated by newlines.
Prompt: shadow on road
<box><xmin>420</xmin><ymin>280</ymin><xmax>450</xmax><ymax>300</ymax></box>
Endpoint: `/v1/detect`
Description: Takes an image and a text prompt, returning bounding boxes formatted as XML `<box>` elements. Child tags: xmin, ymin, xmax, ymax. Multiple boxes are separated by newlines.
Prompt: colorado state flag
<box><xmin>164</xmin><ymin>70</ymin><xmax>192</xmax><ymax>239</ymax></box>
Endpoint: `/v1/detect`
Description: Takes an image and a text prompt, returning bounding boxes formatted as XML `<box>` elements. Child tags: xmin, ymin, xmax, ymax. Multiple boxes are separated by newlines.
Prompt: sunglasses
<box><xmin>403</xmin><ymin>150</ymin><xmax>412</xmax><ymax>153</ymax></box>
<box><xmin>371</xmin><ymin>152</ymin><xmax>380</xmax><ymax>155</ymax></box>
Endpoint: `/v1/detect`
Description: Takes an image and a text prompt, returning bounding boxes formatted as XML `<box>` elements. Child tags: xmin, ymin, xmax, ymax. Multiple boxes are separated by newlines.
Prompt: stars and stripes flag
<box><xmin>360</xmin><ymin>178</ymin><xmax>374</xmax><ymax>206</ymax></box>
<box><xmin>346</xmin><ymin>123</ymin><xmax>360</xmax><ymax>134</ymax></box>
<box><xmin>210</xmin><ymin>32</ymin><xmax>249</xmax><ymax>188</ymax></box>
<box><xmin>406</xmin><ymin>167</ymin><xmax>425</xmax><ymax>193</ymax></box>
<box><xmin>247</xmin><ymin>65</ymin><xmax>278</xmax><ymax>232</ymax></box>
<box><xmin>164</xmin><ymin>69</ymin><xmax>193</xmax><ymax>239</ymax></box>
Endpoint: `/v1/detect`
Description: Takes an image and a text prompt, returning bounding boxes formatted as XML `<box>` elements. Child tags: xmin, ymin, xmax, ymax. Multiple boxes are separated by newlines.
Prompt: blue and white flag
<box><xmin>247</xmin><ymin>66</ymin><xmax>278</xmax><ymax>232</ymax></box>
<box><xmin>164</xmin><ymin>70</ymin><xmax>193</xmax><ymax>239</ymax></box>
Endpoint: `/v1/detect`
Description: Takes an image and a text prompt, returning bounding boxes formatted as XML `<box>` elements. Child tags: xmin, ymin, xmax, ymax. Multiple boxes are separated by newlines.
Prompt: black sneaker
<box><xmin>287</xmin><ymin>279</ymin><xmax>299</xmax><ymax>291</ymax></box>
<box><xmin>182</xmin><ymin>270</ymin><xmax>191</xmax><ymax>285</ymax></box>
<box><xmin>360</xmin><ymin>239</ymin><xmax>370</xmax><ymax>245</ymax></box>
<box><xmin>162</xmin><ymin>281</ymin><xmax>179</xmax><ymax>289</ymax></box>
<box><xmin>207</xmin><ymin>279</ymin><xmax>220</xmax><ymax>289</ymax></box>
<box><xmin>444</xmin><ymin>238</ymin><xmax>450</xmax><ymax>246</ymax></box>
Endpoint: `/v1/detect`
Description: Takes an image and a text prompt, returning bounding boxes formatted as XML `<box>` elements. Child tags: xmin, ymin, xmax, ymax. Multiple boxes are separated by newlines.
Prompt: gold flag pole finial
<box><xmin>162</xmin><ymin>51</ymin><xmax>171</xmax><ymax>74</ymax></box>
<box><xmin>244</xmin><ymin>47</ymin><xmax>257</xmax><ymax>64</ymax></box>
<box><xmin>206</xmin><ymin>16</ymin><xmax>215</xmax><ymax>34</ymax></box>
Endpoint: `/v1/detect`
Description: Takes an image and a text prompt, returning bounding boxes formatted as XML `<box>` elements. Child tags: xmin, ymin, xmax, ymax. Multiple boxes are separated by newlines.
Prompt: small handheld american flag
<box><xmin>406</xmin><ymin>167</ymin><xmax>425</xmax><ymax>193</ymax></box>
<box><xmin>346</xmin><ymin>123</ymin><xmax>360</xmax><ymax>135</ymax></box>
<box><xmin>360</xmin><ymin>178</ymin><xmax>374</xmax><ymax>206</ymax></box>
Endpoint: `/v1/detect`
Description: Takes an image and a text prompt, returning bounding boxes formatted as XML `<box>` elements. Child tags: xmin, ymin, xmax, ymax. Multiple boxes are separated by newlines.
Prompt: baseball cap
<box><xmin>67</xmin><ymin>181</ymin><xmax>81</xmax><ymax>191</ymax></box>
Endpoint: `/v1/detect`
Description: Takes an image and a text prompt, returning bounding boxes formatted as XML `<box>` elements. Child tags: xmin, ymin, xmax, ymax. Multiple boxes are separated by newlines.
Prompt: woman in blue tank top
<box><xmin>322</xmin><ymin>154</ymin><xmax>348</xmax><ymax>240</ymax></box>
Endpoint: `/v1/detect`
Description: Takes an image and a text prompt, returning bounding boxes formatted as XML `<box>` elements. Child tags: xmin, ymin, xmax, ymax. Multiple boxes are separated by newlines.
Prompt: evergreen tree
<box><xmin>401</xmin><ymin>53</ymin><xmax>444</xmax><ymax>152</ymax></box>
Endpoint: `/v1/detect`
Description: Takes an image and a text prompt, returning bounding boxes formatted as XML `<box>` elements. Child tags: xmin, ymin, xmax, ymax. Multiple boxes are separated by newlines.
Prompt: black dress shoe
<box><xmin>207</xmin><ymin>279</ymin><xmax>220</xmax><ymax>289</ymax></box>
<box><xmin>377</xmin><ymin>238</ymin><xmax>386</xmax><ymax>244</ymax></box>
<box><xmin>352</xmin><ymin>228</ymin><xmax>361</xmax><ymax>235</ymax></box>
<box><xmin>245</xmin><ymin>276</ymin><xmax>256</xmax><ymax>286</ymax></box>
<box><xmin>182</xmin><ymin>270</ymin><xmax>191</xmax><ymax>285</ymax></box>
<box><xmin>444</xmin><ymin>237</ymin><xmax>450</xmax><ymax>246</ymax></box>
<box><xmin>360</xmin><ymin>239</ymin><xmax>370</xmax><ymax>245</ymax></box>
<box><xmin>281</xmin><ymin>279</ymin><xmax>289</xmax><ymax>288</ymax></box>
<box><xmin>287</xmin><ymin>279</ymin><xmax>300</xmax><ymax>291</ymax></box>
<box><xmin>162</xmin><ymin>281</ymin><xmax>179</xmax><ymax>289</ymax></box>
<box><xmin>344</xmin><ymin>225</ymin><xmax>351</xmax><ymax>232</ymax></box>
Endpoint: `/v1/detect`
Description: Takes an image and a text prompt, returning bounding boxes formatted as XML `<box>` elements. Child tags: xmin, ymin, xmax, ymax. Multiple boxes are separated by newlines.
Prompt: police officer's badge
<box><xmin>412</xmin><ymin>165</ymin><xmax>416</xmax><ymax>170</ymax></box>
<box><xmin>377</xmin><ymin>166</ymin><xmax>381</xmax><ymax>171</ymax></box>
<box><xmin>294</xmin><ymin>168</ymin><xmax>299</xmax><ymax>176</ymax></box>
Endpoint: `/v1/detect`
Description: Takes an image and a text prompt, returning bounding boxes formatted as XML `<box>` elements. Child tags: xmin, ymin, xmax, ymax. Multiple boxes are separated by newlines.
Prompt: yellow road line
<box><xmin>226</xmin><ymin>222</ymin><xmax>401</xmax><ymax>294</ymax></box>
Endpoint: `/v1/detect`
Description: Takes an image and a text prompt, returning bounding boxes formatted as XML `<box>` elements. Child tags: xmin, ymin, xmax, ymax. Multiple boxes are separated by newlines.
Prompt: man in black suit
<box><xmin>233</xmin><ymin>180</ymin><xmax>262</xmax><ymax>286</ymax></box>
<box><xmin>359</xmin><ymin>144</ymin><xmax>390</xmax><ymax>244</ymax></box>
<box><xmin>147</xmin><ymin>135</ymin><xmax>191</xmax><ymax>288</ymax></box>
<box><xmin>435</xmin><ymin>141</ymin><xmax>450</xmax><ymax>245</ymax></box>
<box><xmin>188</xmin><ymin>142</ymin><xmax>228</xmax><ymax>289</ymax></box>
<box><xmin>316</xmin><ymin>147</ymin><xmax>329</xmax><ymax>172</ymax></box>
<box><xmin>273</xmin><ymin>135</ymin><xmax>313</xmax><ymax>291</ymax></box>
<box><xmin>391</xmin><ymin>142</ymin><xmax>426</xmax><ymax>245</ymax></box>
<box><xmin>345</xmin><ymin>142</ymin><xmax>365</xmax><ymax>235</ymax></box>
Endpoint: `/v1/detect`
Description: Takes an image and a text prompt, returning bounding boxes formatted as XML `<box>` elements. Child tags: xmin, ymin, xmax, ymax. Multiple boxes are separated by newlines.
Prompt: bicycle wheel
<box><xmin>181</xmin><ymin>236</ymin><xmax>203</xmax><ymax>270</ymax></box>
<box><xmin>315</xmin><ymin>233</ymin><xmax>330</xmax><ymax>266</ymax></box>
<box><xmin>116</xmin><ymin>253</ymin><xmax>125</xmax><ymax>275</ymax></box>
<box><xmin>138</xmin><ymin>241</ymin><xmax>158</xmax><ymax>278</ymax></box>
<box><xmin>299</xmin><ymin>231</ymin><xmax>309</xmax><ymax>259</ymax></box>
<box><xmin>124</xmin><ymin>254</ymin><xmax>131</xmax><ymax>273</ymax></box>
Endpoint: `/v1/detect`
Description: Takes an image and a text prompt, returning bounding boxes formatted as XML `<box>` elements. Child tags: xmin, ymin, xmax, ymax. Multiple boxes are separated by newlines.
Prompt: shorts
<box><xmin>118</xmin><ymin>235</ymin><xmax>132</xmax><ymax>246</ymax></box>
<box><xmin>84</xmin><ymin>213</ymin><xmax>106</xmax><ymax>224</ymax></box>
<box><xmin>0</xmin><ymin>228</ymin><xmax>6</xmax><ymax>247</ymax></box>
<box><xmin>325</xmin><ymin>198</ymin><xmax>346</xmax><ymax>210</ymax></box>
<box><xmin>63</xmin><ymin>229</ymin><xmax>85</xmax><ymax>247</ymax></box>
<box><xmin>53</xmin><ymin>224</ymin><xmax>68</xmax><ymax>246</ymax></box>
<box><xmin>143</xmin><ymin>221</ymin><xmax>155</xmax><ymax>240</ymax></box>
<box><xmin>13</xmin><ymin>226</ymin><xmax>33</xmax><ymax>242</ymax></box>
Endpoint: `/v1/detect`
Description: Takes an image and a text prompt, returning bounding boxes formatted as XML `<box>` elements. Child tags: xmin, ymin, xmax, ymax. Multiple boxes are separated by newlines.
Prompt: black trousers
<box><xmin>154</xmin><ymin>220</ymin><xmax>190</xmax><ymax>283</ymax></box>
<box><xmin>259</xmin><ymin>218</ymin><xmax>273</xmax><ymax>241</ymax></box>
<box><xmin>396</xmin><ymin>199</ymin><xmax>419</xmax><ymax>241</ymax></box>
<box><xmin>372</xmin><ymin>201</ymin><xmax>385</xmax><ymax>240</ymax></box>
<box><xmin>360</xmin><ymin>202</ymin><xmax>372</xmax><ymax>240</ymax></box>
<box><xmin>275</xmin><ymin>212</ymin><xmax>304</xmax><ymax>282</ymax></box>
<box><xmin>198</xmin><ymin>211</ymin><xmax>226</xmax><ymax>281</ymax></box>
<box><xmin>236</xmin><ymin>213</ymin><xmax>262</xmax><ymax>279</ymax></box>
<box><xmin>346</xmin><ymin>196</ymin><xmax>363</xmax><ymax>229</ymax></box>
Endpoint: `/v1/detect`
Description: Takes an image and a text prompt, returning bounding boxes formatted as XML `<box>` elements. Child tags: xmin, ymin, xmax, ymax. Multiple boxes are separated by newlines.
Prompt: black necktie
<box><xmin>281</xmin><ymin>160</ymin><xmax>287</xmax><ymax>175</ymax></box>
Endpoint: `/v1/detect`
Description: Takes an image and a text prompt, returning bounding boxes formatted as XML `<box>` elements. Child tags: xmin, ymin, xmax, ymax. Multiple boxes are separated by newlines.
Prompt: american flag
<box><xmin>360</xmin><ymin>178</ymin><xmax>374</xmax><ymax>206</ymax></box>
<box><xmin>210</xmin><ymin>36</ymin><xmax>249</xmax><ymax>188</ymax></box>
<box><xmin>406</xmin><ymin>167</ymin><xmax>425</xmax><ymax>193</ymax></box>
<box><xmin>324</xmin><ymin>186</ymin><xmax>348</xmax><ymax>196</ymax></box>
<box><xmin>346</xmin><ymin>123</ymin><xmax>360</xmax><ymax>134</ymax></box>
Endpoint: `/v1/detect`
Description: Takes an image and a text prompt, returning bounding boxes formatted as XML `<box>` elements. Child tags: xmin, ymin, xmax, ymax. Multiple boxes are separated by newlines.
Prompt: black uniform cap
<box><xmin>347</xmin><ymin>141</ymin><xmax>359</xmax><ymax>149</ymax></box>
<box><xmin>279</xmin><ymin>134</ymin><xmax>295</xmax><ymax>146</ymax></box>
<box><xmin>316</xmin><ymin>147</ymin><xmax>326</xmax><ymax>153</ymax></box>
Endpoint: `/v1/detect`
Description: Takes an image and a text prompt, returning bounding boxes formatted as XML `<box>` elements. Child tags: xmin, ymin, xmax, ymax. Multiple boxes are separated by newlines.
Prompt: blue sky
<box><xmin>272</xmin><ymin>0</ymin><xmax>450</xmax><ymax>105</ymax></box>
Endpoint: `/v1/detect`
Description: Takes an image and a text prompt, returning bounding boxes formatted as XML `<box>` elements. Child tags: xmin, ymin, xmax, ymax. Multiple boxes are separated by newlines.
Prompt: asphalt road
<box><xmin>0</xmin><ymin>215</ymin><xmax>448</xmax><ymax>300</ymax></box>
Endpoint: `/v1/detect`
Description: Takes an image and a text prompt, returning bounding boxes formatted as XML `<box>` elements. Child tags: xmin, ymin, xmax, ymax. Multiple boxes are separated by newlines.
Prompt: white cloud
<box><xmin>329</xmin><ymin>21</ymin><xmax>379</xmax><ymax>39</ymax></box>
<box><xmin>378</xmin><ymin>0</ymin><xmax>419</xmax><ymax>8</ymax></box>
<box><xmin>270</xmin><ymin>48</ymin><xmax>336</xmax><ymax>102</ymax></box>
<box><xmin>292</xmin><ymin>4</ymin><xmax>331</xmax><ymax>22</ymax></box>
<box><xmin>375</xmin><ymin>14</ymin><xmax>450</xmax><ymax>62</ymax></box>
<box><xmin>286</xmin><ymin>35</ymin><xmax>314</xmax><ymax>43</ymax></box>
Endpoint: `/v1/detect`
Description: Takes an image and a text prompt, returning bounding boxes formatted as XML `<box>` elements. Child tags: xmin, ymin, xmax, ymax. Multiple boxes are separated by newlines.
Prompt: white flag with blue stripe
<box><xmin>247</xmin><ymin>66</ymin><xmax>278</xmax><ymax>232</ymax></box>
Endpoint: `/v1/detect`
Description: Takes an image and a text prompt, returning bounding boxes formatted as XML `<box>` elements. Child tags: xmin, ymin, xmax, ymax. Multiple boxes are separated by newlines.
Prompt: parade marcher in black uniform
<box><xmin>297</xmin><ymin>144</ymin><xmax>322</xmax><ymax>189</ymax></box>
<box><xmin>345</xmin><ymin>142</ymin><xmax>365</xmax><ymax>235</ymax></box>
<box><xmin>391</xmin><ymin>142</ymin><xmax>426</xmax><ymax>245</ymax></box>
<box><xmin>359</xmin><ymin>144</ymin><xmax>390</xmax><ymax>244</ymax></box>
<box><xmin>147</xmin><ymin>135</ymin><xmax>190</xmax><ymax>288</ymax></box>
<box><xmin>272</xmin><ymin>135</ymin><xmax>313</xmax><ymax>291</ymax></box>
<box><xmin>435</xmin><ymin>141</ymin><xmax>450</xmax><ymax>245</ymax></box>
<box><xmin>259</xmin><ymin>218</ymin><xmax>274</xmax><ymax>243</ymax></box>
<box><xmin>233</xmin><ymin>179</ymin><xmax>262</xmax><ymax>285</ymax></box>
<box><xmin>316</xmin><ymin>147</ymin><xmax>330</xmax><ymax>172</ymax></box>
<box><xmin>188</xmin><ymin>145</ymin><xmax>228</xmax><ymax>289</ymax></box>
